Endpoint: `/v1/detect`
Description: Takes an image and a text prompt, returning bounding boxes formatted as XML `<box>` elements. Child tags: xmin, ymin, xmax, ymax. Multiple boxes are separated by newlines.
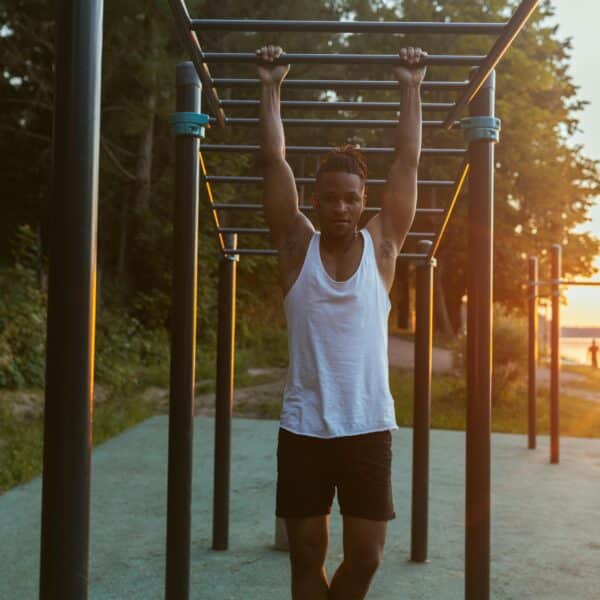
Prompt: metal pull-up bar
<box><xmin>165</xmin><ymin>4</ymin><xmax>542</xmax><ymax>600</ymax></box>
<box><xmin>203</xmin><ymin>175</ymin><xmax>455</xmax><ymax>187</ymax></box>
<box><xmin>201</xmin><ymin>52</ymin><xmax>487</xmax><ymax>67</ymax></box>
<box><xmin>212</xmin><ymin>78</ymin><xmax>469</xmax><ymax>91</ymax></box>
<box><xmin>209</xmin><ymin>117</ymin><xmax>461</xmax><ymax>128</ymax></box>
<box><xmin>191</xmin><ymin>18</ymin><xmax>507</xmax><ymax>35</ymax></box>
<box><xmin>219</xmin><ymin>99</ymin><xmax>456</xmax><ymax>112</ymax></box>
<box><xmin>200</xmin><ymin>144</ymin><xmax>466</xmax><ymax>156</ymax></box>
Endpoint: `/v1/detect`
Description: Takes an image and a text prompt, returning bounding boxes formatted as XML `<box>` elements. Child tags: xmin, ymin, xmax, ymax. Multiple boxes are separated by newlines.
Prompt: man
<box><xmin>588</xmin><ymin>339</ymin><xmax>598</xmax><ymax>368</ymax></box>
<box><xmin>256</xmin><ymin>44</ymin><xmax>427</xmax><ymax>600</ymax></box>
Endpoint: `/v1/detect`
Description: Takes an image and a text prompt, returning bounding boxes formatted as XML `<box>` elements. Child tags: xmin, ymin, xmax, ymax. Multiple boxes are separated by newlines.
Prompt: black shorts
<box><xmin>276</xmin><ymin>427</ymin><xmax>395</xmax><ymax>522</ymax></box>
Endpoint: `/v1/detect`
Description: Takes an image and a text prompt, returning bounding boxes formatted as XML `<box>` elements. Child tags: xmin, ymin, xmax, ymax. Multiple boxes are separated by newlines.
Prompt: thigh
<box><xmin>342</xmin><ymin>515</ymin><xmax>388</xmax><ymax>562</ymax></box>
<box><xmin>276</xmin><ymin>428</ymin><xmax>336</xmax><ymax>518</ymax></box>
<box><xmin>335</xmin><ymin>430</ymin><xmax>395</xmax><ymax>522</ymax></box>
<box><xmin>285</xmin><ymin>515</ymin><xmax>330</xmax><ymax>567</ymax></box>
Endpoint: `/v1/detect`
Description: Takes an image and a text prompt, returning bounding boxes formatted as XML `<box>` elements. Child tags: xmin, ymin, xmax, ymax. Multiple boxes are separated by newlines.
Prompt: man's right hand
<box><xmin>256</xmin><ymin>45</ymin><xmax>290</xmax><ymax>85</ymax></box>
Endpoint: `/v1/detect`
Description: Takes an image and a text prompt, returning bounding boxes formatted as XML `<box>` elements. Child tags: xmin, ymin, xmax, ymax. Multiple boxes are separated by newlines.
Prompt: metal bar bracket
<box><xmin>169</xmin><ymin>111</ymin><xmax>210</xmax><ymax>137</ymax></box>
<box><xmin>459</xmin><ymin>116</ymin><xmax>501</xmax><ymax>144</ymax></box>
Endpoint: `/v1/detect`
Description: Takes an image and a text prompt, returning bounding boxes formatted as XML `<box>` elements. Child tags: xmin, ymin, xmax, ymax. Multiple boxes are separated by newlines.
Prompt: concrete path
<box><xmin>1</xmin><ymin>417</ymin><xmax>599</xmax><ymax>599</ymax></box>
<box><xmin>388</xmin><ymin>334</ymin><xmax>454</xmax><ymax>373</ymax></box>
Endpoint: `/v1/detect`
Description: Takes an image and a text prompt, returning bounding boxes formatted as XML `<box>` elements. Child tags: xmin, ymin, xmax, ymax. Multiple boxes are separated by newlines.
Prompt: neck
<box><xmin>320</xmin><ymin>228</ymin><xmax>359</xmax><ymax>254</ymax></box>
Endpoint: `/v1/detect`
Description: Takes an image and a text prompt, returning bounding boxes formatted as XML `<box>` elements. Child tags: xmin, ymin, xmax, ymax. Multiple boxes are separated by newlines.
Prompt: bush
<box><xmin>451</xmin><ymin>303</ymin><xmax>527</xmax><ymax>406</ymax></box>
<box><xmin>0</xmin><ymin>226</ymin><xmax>47</xmax><ymax>388</ymax></box>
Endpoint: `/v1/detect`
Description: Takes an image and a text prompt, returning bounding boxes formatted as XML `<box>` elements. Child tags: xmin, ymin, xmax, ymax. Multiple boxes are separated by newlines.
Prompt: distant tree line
<box><xmin>1</xmin><ymin>0</ymin><xmax>598</xmax><ymax>341</ymax></box>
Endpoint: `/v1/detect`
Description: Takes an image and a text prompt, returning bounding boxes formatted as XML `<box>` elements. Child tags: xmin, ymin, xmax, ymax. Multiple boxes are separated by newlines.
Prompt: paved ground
<box><xmin>1</xmin><ymin>416</ymin><xmax>599</xmax><ymax>599</ymax></box>
<box><xmin>388</xmin><ymin>335</ymin><xmax>454</xmax><ymax>373</ymax></box>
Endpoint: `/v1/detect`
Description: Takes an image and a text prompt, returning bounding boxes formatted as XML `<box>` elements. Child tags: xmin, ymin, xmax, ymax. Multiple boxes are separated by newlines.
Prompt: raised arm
<box><xmin>257</xmin><ymin>45</ymin><xmax>313</xmax><ymax>250</ymax></box>
<box><xmin>375</xmin><ymin>47</ymin><xmax>427</xmax><ymax>253</ymax></box>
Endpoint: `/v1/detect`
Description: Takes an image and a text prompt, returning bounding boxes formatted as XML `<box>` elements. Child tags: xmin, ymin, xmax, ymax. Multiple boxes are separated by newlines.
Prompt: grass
<box><xmin>390</xmin><ymin>365</ymin><xmax>600</xmax><ymax>438</ymax></box>
<box><xmin>0</xmin><ymin>327</ymin><xmax>289</xmax><ymax>494</ymax></box>
<box><xmin>2</xmin><ymin>330</ymin><xmax>599</xmax><ymax>493</ymax></box>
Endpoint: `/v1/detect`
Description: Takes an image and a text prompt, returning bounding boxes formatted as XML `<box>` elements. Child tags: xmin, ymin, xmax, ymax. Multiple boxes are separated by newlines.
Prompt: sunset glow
<box><xmin>552</xmin><ymin>2</ymin><xmax>600</xmax><ymax>326</ymax></box>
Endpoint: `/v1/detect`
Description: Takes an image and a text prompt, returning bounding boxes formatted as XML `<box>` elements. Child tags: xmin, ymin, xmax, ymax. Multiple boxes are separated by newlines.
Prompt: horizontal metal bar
<box><xmin>443</xmin><ymin>0</ymin><xmax>540</xmax><ymax>128</ymax></box>
<box><xmin>219</xmin><ymin>99</ymin><xmax>454</xmax><ymax>112</ymax></box>
<box><xmin>533</xmin><ymin>280</ymin><xmax>600</xmax><ymax>287</ymax></box>
<box><xmin>210</xmin><ymin>203</ymin><xmax>445</xmax><ymax>215</ymax></box>
<box><xmin>212</xmin><ymin>78</ymin><xmax>468</xmax><ymax>91</ymax></box>
<box><xmin>203</xmin><ymin>52</ymin><xmax>485</xmax><ymax>66</ymax></box>
<box><xmin>201</xmin><ymin>144</ymin><xmax>466</xmax><ymax>156</ymax></box>
<box><xmin>218</xmin><ymin>227</ymin><xmax>270</xmax><ymax>234</ymax></box>
<box><xmin>192</xmin><ymin>19</ymin><xmax>506</xmax><ymax>35</ymax></box>
<box><xmin>209</xmin><ymin>117</ymin><xmax>459</xmax><ymax>129</ymax></box>
<box><xmin>217</xmin><ymin>226</ymin><xmax>436</xmax><ymax>238</ymax></box>
<box><xmin>204</xmin><ymin>176</ymin><xmax>454</xmax><ymax>187</ymax></box>
<box><xmin>223</xmin><ymin>247</ymin><xmax>428</xmax><ymax>260</ymax></box>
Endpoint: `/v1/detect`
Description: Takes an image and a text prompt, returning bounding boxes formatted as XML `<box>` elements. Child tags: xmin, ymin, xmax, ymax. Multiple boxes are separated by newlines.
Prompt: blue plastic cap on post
<box><xmin>169</xmin><ymin>112</ymin><xmax>210</xmax><ymax>137</ymax></box>
<box><xmin>171</xmin><ymin>61</ymin><xmax>208</xmax><ymax>137</ymax></box>
<box><xmin>459</xmin><ymin>116</ymin><xmax>501</xmax><ymax>144</ymax></box>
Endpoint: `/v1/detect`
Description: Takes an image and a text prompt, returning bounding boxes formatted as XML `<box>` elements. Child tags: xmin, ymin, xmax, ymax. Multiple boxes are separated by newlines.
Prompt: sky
<box><xmin>548</xmin><ymin>1</ymin><xmax>600</xmax><ymax>326</ymax></box>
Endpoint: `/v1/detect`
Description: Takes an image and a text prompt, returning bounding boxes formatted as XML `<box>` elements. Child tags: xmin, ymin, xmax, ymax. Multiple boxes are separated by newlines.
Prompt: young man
<box><xmin>256</xmin><ymin>44</ymin><xmax>427</xmax><ymax>600</ymax></box>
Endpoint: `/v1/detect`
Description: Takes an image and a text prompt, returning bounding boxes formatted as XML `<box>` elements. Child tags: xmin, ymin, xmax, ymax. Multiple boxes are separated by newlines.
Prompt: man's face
<box><xmin>311</xmin><ymin>171</ymin><xmax>366</xmax><ymax>238</ymax></box>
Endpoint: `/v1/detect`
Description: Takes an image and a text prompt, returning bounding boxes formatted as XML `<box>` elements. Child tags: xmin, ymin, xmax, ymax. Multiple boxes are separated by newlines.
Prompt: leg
<box><xmin>285</xmin><ymin>515</ymin><xmax>330</xmax><ymax>600</ymax></box>
<box><xmin>328</xmin><ymin>516</ymin><xmax>387</xmax><ymax>600</ymax></box>
<box><xmin>276</xmin><ymin>428</ymin><xmax>336</xmax><ymax>599</ymax></box>
<box><xmin>329</xmin><ymin>430</ymin><xmax>395</xmax><ymax>599</ymax></box>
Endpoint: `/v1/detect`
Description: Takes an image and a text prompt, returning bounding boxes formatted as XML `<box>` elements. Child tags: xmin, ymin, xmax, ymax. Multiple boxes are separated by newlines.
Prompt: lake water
<box><xmin>559</xmin><ymin>337</ymin><xmax>598</xmax><ymax>365</ymax></box>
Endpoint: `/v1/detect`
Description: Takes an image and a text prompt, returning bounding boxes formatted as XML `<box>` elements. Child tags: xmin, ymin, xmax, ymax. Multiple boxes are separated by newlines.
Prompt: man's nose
<box><xmin>332</xmin><ymin>198</ymin><xmax>346</xmax><ymax>213</ymax></box>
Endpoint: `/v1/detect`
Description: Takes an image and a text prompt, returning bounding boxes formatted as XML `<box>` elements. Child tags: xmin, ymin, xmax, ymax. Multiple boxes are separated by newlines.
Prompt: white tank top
<box><xmin>280</xmin><ymin>228</ymin><xmax>399</xmax><ymax>438</ymax></box>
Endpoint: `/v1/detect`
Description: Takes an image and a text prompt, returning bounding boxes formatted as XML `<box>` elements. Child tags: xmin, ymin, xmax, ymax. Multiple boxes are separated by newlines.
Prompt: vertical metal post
<box><xmin>297</xmin><ymin>155</ymin><xmax>306</xmax><ymax>204</ymax></box>
<box><xmin>396</xmin><ymin>261</ymin><xmax>411</xmax><ymax>329</ymax></box>
<box><xmin>39</xmin><ymin>2</ymin><xmax>103</xmax><ymax>598</ymax></box>
<box><xmin>465</xmin><ymin>70</ymin><xmax>495</xmax><ymax>600</ymax></box>
<box><xmin>550</xmin><ymin>244</ymin><xmax>561</xmax><ymax>464</ymax></box>
<box><xmin>528</xmin><ymin>257</ymin><xmax>538</xmax><ymax>449</ymax></box>
<box><xmin>411</xmin><ymin>240</ymin><xmax>435</xmax><ymax>563</ymax></box>
<box><xmin>165</xmin><ymin>62</ymin><xmax>201</xmax><ymax>600</ymax></box>
<box><xmin>213</xmin><ymin>234</ymin><xmax>238</xmax><ymax>550</ymax></box>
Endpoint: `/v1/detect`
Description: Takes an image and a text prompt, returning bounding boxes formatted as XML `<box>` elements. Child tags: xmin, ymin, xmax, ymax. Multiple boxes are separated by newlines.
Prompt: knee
<box><xmin>289</xmin><ymin>541</ymin><xmax>327</xmax><ymax>577</ymax></box>
<box><xmin>344</xmin><ymin>545</ymin><xmax>384</xmax><ymax>579</ymax></box>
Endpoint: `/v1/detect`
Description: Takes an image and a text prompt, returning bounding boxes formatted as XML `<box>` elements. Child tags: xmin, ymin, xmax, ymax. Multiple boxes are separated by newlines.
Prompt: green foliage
<box><xmin>0</xmin><ymin>226</ymin><xmax>47</xmax><ymax>388</ymax></box>
<box><xmin>95</xmin><ymin>307</ymin><xmax>170</xmax><ymax>394</ymax></box>
<box><xmin>0</xmin><ymin>404</ymin><xmax>44</xmax><ymax>492</ymax></box>
<box><xmin>3</xmin><ymin>0</ymin><xmax>599</xmax><ymax>341</ymax></box>
<box><xmin>451</xmin><ymin>303</ymin><xmax>528</xmax><ymax>406</ymax></box>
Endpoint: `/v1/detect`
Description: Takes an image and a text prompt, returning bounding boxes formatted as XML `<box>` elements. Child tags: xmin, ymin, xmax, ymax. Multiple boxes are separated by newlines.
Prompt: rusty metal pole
<box><xmin>213</xmin><ymin>234</ymin><xmax>238</xmax><ymax>550</ymax></box>
<box><xmin>39</xmin><ymin>2</ymin><xmax>103</xmax><ymax>598</ymax></box>
<box><xmin>550</xmin><ymin>244</ymin><xmax>561</xmax><ymax>464</ymax></box>
<box><xmin>528</xmin><ymin>256</ymin><xmax>538</xmax><ymax>449</ymax></box>
<box><xmin>465</xmin><ymin>70</ymin><xmax>496</xmax><ymax>600</ymax></box>
<box><xmin>165</xmin><ymin>62</ymin><xmax>202</xmax><ymax>600</ymax></box>
<box><xmin>410</xmin><ymin>240</ymin><xmax>436</xmax><ymax>562</ymax></box>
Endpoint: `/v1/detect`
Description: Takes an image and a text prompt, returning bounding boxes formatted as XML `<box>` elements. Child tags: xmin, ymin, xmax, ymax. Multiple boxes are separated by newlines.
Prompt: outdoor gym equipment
<box><xmin>40</xmin><ymin>1</ymin><xmax>541</xmax><ymax>599</ymax></box>
<box><xmin>527</xmin><ymin>245</ymin><xmax>600</xmax><ymax>463</ymax></box>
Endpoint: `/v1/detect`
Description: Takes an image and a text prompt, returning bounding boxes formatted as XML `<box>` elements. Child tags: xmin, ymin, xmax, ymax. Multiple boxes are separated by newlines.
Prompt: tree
<box><xmin>2</xmin><ymin>0</ymin><xmax>598</xmax><ymax>340</ymax></box>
